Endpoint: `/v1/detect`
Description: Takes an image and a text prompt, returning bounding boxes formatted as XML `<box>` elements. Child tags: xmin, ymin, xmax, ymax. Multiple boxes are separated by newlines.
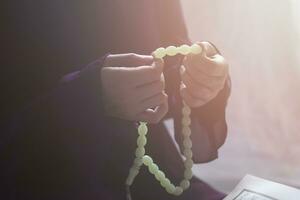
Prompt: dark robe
<box><xmin>1</xmin><ymin>0</ymin><xmax>230</xmax><ymax>199</ymax></box>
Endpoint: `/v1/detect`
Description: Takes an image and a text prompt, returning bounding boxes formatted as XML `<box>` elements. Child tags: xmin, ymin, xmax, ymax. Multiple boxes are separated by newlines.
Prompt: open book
<box><xmin>224</xmin><ymin>175</ymin><xmax>300</xmax><ymax>200</ymax></box>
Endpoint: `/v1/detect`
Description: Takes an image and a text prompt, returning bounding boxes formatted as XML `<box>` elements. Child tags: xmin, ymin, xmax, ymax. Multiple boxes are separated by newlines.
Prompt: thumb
<box><xmin>197</xmin><ymin>41</ymin><xmax>218</xmax><ymax>58</ymax></box>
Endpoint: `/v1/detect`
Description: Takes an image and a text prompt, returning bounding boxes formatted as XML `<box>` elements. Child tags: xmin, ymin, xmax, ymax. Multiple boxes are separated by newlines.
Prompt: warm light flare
<box><xmin>182</xmin><ymin>0</ymin><xmax>300</xmax><ymax>192</ymax></box>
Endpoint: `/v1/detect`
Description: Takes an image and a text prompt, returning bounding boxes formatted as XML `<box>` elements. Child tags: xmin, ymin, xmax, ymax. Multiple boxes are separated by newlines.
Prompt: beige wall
<box><xmin>181</xmin><ymin>0</ymin><xmax>300</xmax><ymax>192</ymax></box>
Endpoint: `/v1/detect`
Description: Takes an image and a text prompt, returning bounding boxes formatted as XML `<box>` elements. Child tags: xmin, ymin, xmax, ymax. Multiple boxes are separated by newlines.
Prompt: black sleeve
<box><xmin>0</xmin><ymin>56</ymin><xmax>120</xmax><ymax>199</ymax></box>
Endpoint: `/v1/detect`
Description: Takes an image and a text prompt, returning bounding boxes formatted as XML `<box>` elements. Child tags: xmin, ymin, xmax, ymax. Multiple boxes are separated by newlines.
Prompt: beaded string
<box><xmin>125</xmin><ymin>44</ymin><xmax>203</xmax><ymax>200</ymax></box>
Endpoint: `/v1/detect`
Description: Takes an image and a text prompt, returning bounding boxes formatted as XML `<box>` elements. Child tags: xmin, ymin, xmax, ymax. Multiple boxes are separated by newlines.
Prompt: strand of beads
<box><xmin>125</xmin><ymin>122</ymin><xmax>148</xmax><ymax>187</ymax></box>
<box><xmin>152</xmin><ymin>43</ymin><xmax>203</xmax><ymax>59</ymax></box>
<box><xmin>125</xmin><ymin>44</ymin><xmax>202</xmax><ymax>199</ymax></box>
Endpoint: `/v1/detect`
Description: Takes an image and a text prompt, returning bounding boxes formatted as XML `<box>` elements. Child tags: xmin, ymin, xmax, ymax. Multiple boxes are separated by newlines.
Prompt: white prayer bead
<box><xmin>182</xmin><ymin>126</ymin><xmax>191</xmax><ymax>137</ymax></box>
<box><xmin>182</xmin><ymin>105</ymin><xmax>191</xmax><ymax>116</ymax></box>
<box><xmin>184</xmin><ymin>158</ymin><xmax>194</xmax><ymax>169</ymax></box>
<box><xmin>190</xmin><ymin>43</ymin><xmax>202</xmax><ymax>54</ymax></box>
<box><xmin>137</xmin><ymin>135</ymin><xmax>147</xmax><ymax>147</ymax></box>
<box><xmin>160</xmin><ymin>177</ymin><xmax>171</xmax><ymax>188</ymax></box>
<box><xmin>180</xmin><ymin>180</ymin><xmax>190</xmax><ymax>190</ymax></box>
<box><xmin>153</xmin><ymin>47</ymin><xmax>166</xmax><ymax>59</ymax></box>
<box><xmin>149</xmin><ymin>163</ymin><xmax>159</xmax><ymax>174</ymax></box>
<box><xmin>126</xmin><ymin>167</ymin><xmax>140</xmax><ymax>185</ymax></box>
<box><xmin>182</xmin><ymin>117</ymin><xmax>191</xmax><ymax>126</ymax></box>
<box><xmin>142</xmin><ymin>155</ymin><xmax>153</xmax><ymax>166</ymax></box>
<box><xmin>126</xmin><ymin>44</ymin><xmax>202</xmax><ymax>197</ymax></box>
<box><xmin>135</xmin><ymin>147</ymin><xmax>145</xmax><ymax>158</ymax></box>
<box><xmin>184</xmin><ymin>169</ymin><xmax>193</xmax><ymax>180</ymax></box>
<box><xmin>183</xmin><ymin>138</ymin><xmax>192</xmax><ymax>149</ymax></box>
<box><xmin>166</xmin><ymin>46</ymin><xmax>178</xmax><ymax>56</ymax></box>
<box><xmin>155</xmin><ymin>170</ymin><xmax>165</xmax><ymax>181</ymax></box>
<box><xmin>129</xmin><ymin>167</ymin><xmax>139</xmax><ymax>177</ymax></box>
<box><xmin>166</xmin><ymin>183</ymin><xmax>176</xmax><ymax>194</ymax></box>
<box><xmin>173</xmin><ymin>186</ymin><xmax>184</xmax><ymax>196</ymax></box>
<box><xmin>183</xmin><ymin>149</ymin><xmax>193</xmax><ymax>159</ymax></box>
<box><xmin>138</xmin><ymin>123</ymin><xmax>148</xmax><ymax>135</ymax></box>
<box><xmin>133</xmin><ymin>158</ymin><xmax>143</xmax><ymax>167</ymax></box>
<box><xmin>126</xmin><ymin>176</ymin><xmax>134</xmax><ymax>186</ymax></box>
<box><xmin>178</xmin><ymin>44</ymin><xmax>191</xmax><ymax>55</ymax></box>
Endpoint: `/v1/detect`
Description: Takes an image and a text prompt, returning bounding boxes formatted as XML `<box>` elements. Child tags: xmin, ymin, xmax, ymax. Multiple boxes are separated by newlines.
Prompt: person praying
<box><xmin>1</xmin><ymin>1</ymin><xmax>231</xmax><ymax>200</ymax></box>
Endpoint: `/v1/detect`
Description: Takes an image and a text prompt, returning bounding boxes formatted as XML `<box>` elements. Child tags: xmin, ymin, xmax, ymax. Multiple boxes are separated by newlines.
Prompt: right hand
<box><xmin>101</xmin><ymin>53</ymin><xmax>168</xmax><ymax>123</ymax></box>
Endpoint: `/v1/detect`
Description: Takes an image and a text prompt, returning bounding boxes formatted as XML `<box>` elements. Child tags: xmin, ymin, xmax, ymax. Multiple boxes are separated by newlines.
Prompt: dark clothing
<box><xmin>1</xmin><ymin>1</ymin><xmax>230</xmax><ymax>199</ymax></box>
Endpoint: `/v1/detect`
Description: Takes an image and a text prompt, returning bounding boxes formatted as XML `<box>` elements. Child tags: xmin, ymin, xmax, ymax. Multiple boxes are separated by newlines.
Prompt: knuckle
<box><xmin>125</xmin><ymin>53</ymin><xmax>139</xmax><ymax>66</ymax></box>
<box><xmin>128</xmin><ymin>53</ymin><xmax>137</xmax><ymax>59</ymax></box>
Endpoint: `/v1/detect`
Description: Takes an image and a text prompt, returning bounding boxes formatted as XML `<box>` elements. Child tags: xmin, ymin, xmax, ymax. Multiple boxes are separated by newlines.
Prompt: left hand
<box><xmin>180</xmin><ymin>42</ymin><xmax>229</xmax><ymax>108</ymax></box>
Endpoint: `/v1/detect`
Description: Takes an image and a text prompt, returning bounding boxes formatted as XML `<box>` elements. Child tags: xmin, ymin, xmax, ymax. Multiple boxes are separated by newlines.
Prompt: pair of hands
<box><xmin>101</xmin><ymin>42</ymin><xmax>229</xmax><ymax>123</ymax></box>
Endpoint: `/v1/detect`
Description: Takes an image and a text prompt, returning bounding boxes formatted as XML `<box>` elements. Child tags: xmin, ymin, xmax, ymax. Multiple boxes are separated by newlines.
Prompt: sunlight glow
<box><xmin>182</xmin><ymin>0</ymin><xmax>300</xmax><ymax>192</ymax></box>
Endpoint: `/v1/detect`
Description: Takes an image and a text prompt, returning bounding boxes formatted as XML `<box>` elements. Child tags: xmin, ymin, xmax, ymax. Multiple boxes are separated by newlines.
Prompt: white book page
<box><xmin>224</xmin><ymin>175</ymin><xmax>300</xmax><ymax>200</ymax></box>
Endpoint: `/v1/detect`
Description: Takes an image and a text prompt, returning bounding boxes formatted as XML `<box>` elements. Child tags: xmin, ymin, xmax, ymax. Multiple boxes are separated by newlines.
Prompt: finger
<box><xmin>184</xmin><ymin>52</ymin><xmax>228</xmax><ymax>77</ymax></box>
<box><xmin>181</xmin><ymin>65</ymin><xmax>227</xmax><ymax>91</ymax></box>
<box><xmin>135</xmin><ymin>75</ymin><xmax>165</xmax><ymax>101</ymax></box>
<box><xmin>104</xmin><ymin>53</ymin><xmax>153</xmax><ymax>68</ymax></box>
<box><xmin>136</xmin><ymin>99</ymin><xmax>168</xmax><ymax>124</ymax></box>
<box><xmin>127</xmin><ymin>58</ymin><xmax>164</xmax><ymax>86</ymax></box>
<box><xmin>205</xmin><ymin>54</ymin><xmax>229</xmax><ymax>76</ymax></box>
<box><xmin>180</xmin><ymin>83</ymin><xmax>211</xmax><ymax>108</ymax></box>
<box><xmin>138</xmin><ymin>92</ymin><xmax>168</xmax><ymax>113</ymax></box>
<box><xmin>198</xmin><ymin>41</ymin><xmax>218</xmax><ymax>57</ymax></box>
<box><xmin>184</xmin><ymin>42</ymin><xmax>228</xmax><ymax>77</ymax></box>
<box><xmin>181</xmin><ymin>67</ymin><xmax>215</xmax><ymax>99</ymax></box>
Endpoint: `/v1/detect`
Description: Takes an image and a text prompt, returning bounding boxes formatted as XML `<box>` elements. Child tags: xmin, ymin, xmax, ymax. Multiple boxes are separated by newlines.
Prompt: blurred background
<box><xmin>180</xmin><ymin>0</ymin><xmax>300</xmax><ymax>193</ymax></box>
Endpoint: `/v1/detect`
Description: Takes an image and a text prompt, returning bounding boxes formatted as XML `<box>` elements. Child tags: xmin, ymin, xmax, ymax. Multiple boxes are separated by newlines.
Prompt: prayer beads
<box><xmin>153</xmin><ymin>43</ymin><xmax>202</xmax><ymax>59</ymax></box>
<box><xmin>125</xmin><ymin>44</ymin><xmax>203</xmax><ymax>200</ymax></box>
